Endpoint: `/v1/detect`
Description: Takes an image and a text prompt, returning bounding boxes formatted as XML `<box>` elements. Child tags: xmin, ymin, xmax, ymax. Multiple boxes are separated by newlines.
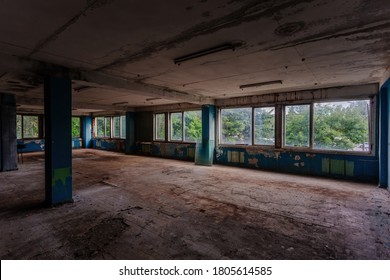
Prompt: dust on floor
<box><xmin>0</xmin><ymin>149</ymin><xmax>389</xmax><ymax>259</ymax></box>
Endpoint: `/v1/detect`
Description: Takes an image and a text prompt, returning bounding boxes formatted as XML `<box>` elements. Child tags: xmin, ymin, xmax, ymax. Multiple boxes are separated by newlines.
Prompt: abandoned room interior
<box><xmin>1</xmin><ymin>0</ymin><xmax>390</xmax><ymax>260</ymax></box>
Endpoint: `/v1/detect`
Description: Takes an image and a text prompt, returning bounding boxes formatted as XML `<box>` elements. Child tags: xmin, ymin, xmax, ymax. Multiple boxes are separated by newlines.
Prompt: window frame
<box><xmin>16</xmin><ymin>114</ymin><xmax>42</xmax><ymax>140</ymax></box>
<box><xmin>154</xmin><ymin>113</ymin><xmax>166</xmax><ymax>141</ymax></box>
<box><xmin>253</xmin><ymin>106</ymin><xmax>276</xmax><ymax>147</ymax></box>
<box><xmin>219</xmin><ymin>106</ymin><xmax>275</xmax><ymax>147</ymax></box>
<box><xmin>169</xmin><ymin>111</ymin><xmax>183</xmax><ymax>142</ymax></box>
<box><xmin>281</xmin><ymin>98</ymin><xmax>373</xmax><ymax>154</ymax></box>
<box><xmin>283</xmin><ymin>103</ymin><xmax>311</xmax><ymax>149</ymax></box>
<box><xmin>183</xmin><ymin>110</ymin><xmax>202</xmax><ymax>143</ymax></box>
<box><xmin>111</xmin><ymin>115</ymin><xmax>126</xmax><ymax>139</ymax></box>
<box><xmin>72</xmin><ymin>117</ymin><xmax>81</xmax><ymax>138</ymax></box>
<box><xmin>218</xmin><ymin>96</ymin><xmax>374</xmax><ymax>156</ymax></box>
<box><xmin>153</xmin><ymin>110</ymin><xmax>202</xmax><ymax>143</ymax></box>
<box><xmin>95</xmin><ymin>115</ymin><xmax>126</xmax><ymax>139</ymax></box>
<box><xmin>311</xmin><ymin>99</ymin><xmax>372</xmax><ymax>153</ymax></box>
<box><xmin>220</xmin><ymin>107</ymin><xmax>253</xmax><ymax>146</ymax></box>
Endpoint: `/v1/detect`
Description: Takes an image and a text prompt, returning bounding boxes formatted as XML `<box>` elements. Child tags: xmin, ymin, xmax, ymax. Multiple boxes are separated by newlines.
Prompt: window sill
<box><xmin>217</xmin><ymin>144</ymin><xmax>375</xmax><ymax>157</ymax></box>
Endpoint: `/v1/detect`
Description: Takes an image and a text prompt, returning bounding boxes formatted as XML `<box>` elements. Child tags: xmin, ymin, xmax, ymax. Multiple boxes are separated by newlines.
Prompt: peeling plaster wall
<box><xmin>17</xmin><ymin>138</ymin><xmax>83</xmax><ymax>153</ymax></box>
<box><xmin>215</xmin><ymin>146</ymin><xmax>378</xmax><ymax>182</ymax></box>
<box><xmin>92</xmin><ymin>138</ymin><xmax>125</xmax><ymax>152</ymax></box>
<box><xmin>136</xmin><ymin>142</ymin><xmax>196</xmax><ymax>161</ymax></box>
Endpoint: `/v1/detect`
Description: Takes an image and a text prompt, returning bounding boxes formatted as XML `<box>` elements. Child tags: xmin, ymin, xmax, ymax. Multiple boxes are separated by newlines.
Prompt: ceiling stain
<box><xmin>267</xmin><ymin>20</ymin><xmax>390</xmax><ymax>52</ymax></box>
<box><xmin>28</xmin><ymin>0</ymin><xmax>116</xmax><ymax>58</ymax></box>
<box><xmin>202</xmin><ymin>11</ymin><xmax>212</xmax><ymax>18</ymax></box>
<box><xmin>275</xmin><ymin>21</ymin><xmax>306</xmax><ymax>36</ymax></box>
<box><xmin>98</xmin><ymin>0</ymin><xmax>317</xmax><ymax>70</ymax></box>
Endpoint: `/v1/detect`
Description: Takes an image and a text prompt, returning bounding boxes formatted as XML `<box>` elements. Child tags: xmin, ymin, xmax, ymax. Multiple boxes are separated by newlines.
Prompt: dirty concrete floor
<box><xmin>0</xmin><ymin>149</ymin><xmax>389</xmax><ymax>260</ymax></box>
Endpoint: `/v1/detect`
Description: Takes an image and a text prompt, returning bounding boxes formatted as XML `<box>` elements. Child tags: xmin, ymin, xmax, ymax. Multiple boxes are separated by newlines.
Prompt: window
<box><xmin>72</xmin><ymin>117</ymin><xmax>81</xmax><ymax>138</ymax></box>
<box><xmin>313</xmin><ymin>100</ymin><xmax>370</xmax><ymax>151</ymax></box>
<box><xmin>120</xmin><ymin>116</ymin><xmax>126</xmax><ymax>139</ymax></box>
<box><xmin>254</xmin><ymin>107</ymin><xmax>275</xmax><ymax>145</ymax></box>
<box><xmin>16</xmin><ymin>115</ymin><xmax>40</xmax><ymax>139</ymax></box>
<box><xmin>95</xmin><ymin>116</ymin><xmax>125</xmax><ymax>138</ymax></box>
<box><xmin>112</xmin><ymin>116</ymin><xmax>126</xmax><ymax>139</ymax></box>
<box><xmin>113</xmin><ymin>116</ymin><xmax>120</xmax><ymax>138</ymax></box>
<box><xmin>184</xmin><ymin>111</ymin><xmax>202</xmax><ymax>142</ymax></box>
<box><xmin>284</xmin><ymin>105</ymin><xmax>310</xmax><ymax>147</ymax></box>
<box><xmin>16</xmin><ymin>115</ymin><xmax>22</xmax><ymax>139</ymax></box>
<box><xmin>221</xmin><ymin>108</ymin><xmax>252</xmax><ymax>145</ymax></box>
<box><xmin>96</xmin><ymin>117</ymin><xmax>105</xmax><ymax>137</ymax></box>
<box><xmin>154</xmin><ymin>111</ymin><xmax>202</xmax><ymax>142</ymax></box>
<box><xmin>155</xmin><ymin>113</ymin><xmax>165</xmax><ymax>141</ymax></box>
<box><xmin>105</xmin><ymin>117</ymin><xmax>111</xmax><ymax>137</ymax></box>
<box><xmin>170</xmin><ymin>112</ymin><xmax>183</xmax><ymax>141</ymax></box>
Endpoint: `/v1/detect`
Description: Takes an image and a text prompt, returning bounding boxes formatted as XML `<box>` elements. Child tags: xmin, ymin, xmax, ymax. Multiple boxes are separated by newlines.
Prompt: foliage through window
<box><xmin>170</xmin><ymin>112</ymin><xmax>183</xmax><ymax>141</ymax></box>
<box><xmin>155</xmin><ymin>113</ymin><xmax>165</xmax><ymax>140</ymax></box>
<box><xmin>184</xmin><ymin>111</ymin><xmax>202</xmax><ymax>142</ymax></box>
<box><xmin>154</xmin><ymin>111</ymin><xmax>202</xmax><ymax>142</ymax></box>
<box><xmin>72</xmin><ymin>117</ymin><xmax>81</xmax><ymax>138</ymax></box>
<box><xmin>221</xmin><ymin>108</ymin><xmax>252</xmax><ymax>145</ymax></box>
<box><xmin>96</xmin><ymin>117</ymin><xmax>105</xmax><ymax>137</ymax></box>
<box><xmin>284</xmin><ymin>105</ymin><xmax>310</xmax><ymax>147</ymax></box>
<box><xmin>313</xmin><ymin>100</ymin><xmax>370</xmax><ymax>151</ymax></box>
<box><xmin>254</xmin><ymin>107</ymin><xmax>275</xmax><ymax>145</ymax></box>
<box><xmin>95</xmin><ymin>116</ymin><xmax>126</xmax><ymax>138</ymax></box>
<box><xmin>16</xmin><ymin>115</ymin><xmax>40</xmax><ymax>139</ymax></box>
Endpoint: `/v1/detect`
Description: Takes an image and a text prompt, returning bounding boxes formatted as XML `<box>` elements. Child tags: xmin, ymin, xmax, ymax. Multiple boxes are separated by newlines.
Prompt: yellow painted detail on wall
<box><xmin>346</xmin><ymin>161</ymin><xmax>354</xmax><ymax>176</ymax></box>
<box><xmin>322</xmin><ymin>158</ymin><xmax>330</xmax><ymax>173</ymax></box>
<box><xmin>52</xmin><ymin>167</ymin><xmax>71</xmax><ymax>187</ymax></box>
<box><xmin>330</xmin><ymin>159</ymin><xmax>345</xmax><ymax>175</ymax></box>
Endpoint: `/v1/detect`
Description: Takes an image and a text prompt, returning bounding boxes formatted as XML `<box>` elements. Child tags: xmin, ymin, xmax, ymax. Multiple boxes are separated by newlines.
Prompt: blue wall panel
<box><xmin>17</xmin><ymin>138</ymin><xmax>82</xmax><ymax>153</ymax></box>
<box><xmin>92</xmin><ymin>138</ymin><xmax>125</xmax><ymax>152</ymax></box>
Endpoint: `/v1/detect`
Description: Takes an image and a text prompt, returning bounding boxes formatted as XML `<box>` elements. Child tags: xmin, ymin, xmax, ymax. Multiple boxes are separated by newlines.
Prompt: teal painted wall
<box><xmin>92</xmin><ymin>138</ymin><xmax>125</xmax><ymax>152</ymax></box>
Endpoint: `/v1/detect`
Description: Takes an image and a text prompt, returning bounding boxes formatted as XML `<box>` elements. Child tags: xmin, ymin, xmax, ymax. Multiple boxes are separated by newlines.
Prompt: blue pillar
<box><xmin>379</xmin><ymin>79</ymin><xmax>390</xmax><ymax>188</ymax></box>
<box><xmin>82</xmin><ymin>115</ymin><xmax>92</xmax><ymax>148</ymax></box>
<box><xmin>44</xmin><ymin>77</ymin><xmax>72</xmax><ymax>206</ymax></box>
<box><xmin>125</xmin><ymin>111</ymin><xmax>135</xmax><ymax>154</ymax></box>
<box><xmin>195</xmin><ymin>105</ymin><xmax>216</xmax><ymax>166</ymax></box>
<box><xmin>0</xmin><ymin>93</ymin><xmax>17</xmax><ymax>171</ymax></box>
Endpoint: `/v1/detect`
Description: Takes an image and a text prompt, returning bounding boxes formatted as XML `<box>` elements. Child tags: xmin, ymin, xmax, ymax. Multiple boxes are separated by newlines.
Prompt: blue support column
<box><xmin>82</xmin><ymin>115</ymin><xmax>92</xmax><ymax>148</ymax></box>
<box><xmin>44</xmin><ymin>77</ymin><xmax>72</xmax><ymax>206</ymax></box>
<box><xmin>379</xmin><ymin>79</ymin><xmax>390</xmax><ymax>188</ymax></box>
<box><xmin>0</xmin><ymin>93</ymin><xmax>17</xmax><ymax>172</ymax></box>
<box><xmin>125</xmin><ymin>111</ymin><xmax>135</xmax><ymax>154</ymax></box>
<box><xmin>195</xmin><ymin>105</ymin><xmax>216</xmax><ymax>166</ymax></box>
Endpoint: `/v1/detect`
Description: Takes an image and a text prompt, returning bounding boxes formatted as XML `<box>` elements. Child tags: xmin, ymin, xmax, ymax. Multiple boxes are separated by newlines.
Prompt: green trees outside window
<box><xmin>16</xmin><ymin>115</ymin><xmax>39</xmax><ymax>139</ymax></box>
<box><xmin>313</xmin><ymin>100</ymin><xmax>369</xmax><ymax>151</ymax></box>
<box><xmin>254</xmin><ymin>107</ymin><xmax>275</xmax><ymax>145</ymax></box>
<box><xmin>96</xmin><ymin>117</ymin><xmax>105</xmax><ymax>137</ymax></box>
<box><xmin>72</xmin><ymin>117</ymin><xmax>81</xmax><ymax>138</ymax></box>
<box><xmin>155</xmin><ymin>113</ymin><xmax>165</xmax><ymax>140</ymax></box>
<box><xmin>170</xmin><ymin>112</ymin><xmax>183</xmax><ymax>141</ymax></box>
<box><xmin>184</xmin><ymin>111</ymin><xmax>202</xmax><ymax>142</ymax></box>
<box><xmin>221</xmin><ymin>108</ymin><xmax>252</xmax><ymax>145</ymax></box>
<box><xmin>154</xmin><ymin>111</ymin><xmax>202</xmax><ymax>142</ymax></box>
<box><xmin>95</xmin><ymin>116</ymin><xmax>126</xmax><ymax>138</ymax></box>
<box><xmin>284</xmin><ymin>105</ymin><xmax>310</xmax><ymax>147</ymax></box>
<box><xmin>220</xmin><ymin>99</ymin><xmax>371</xmax><ymax>153</ymax></box>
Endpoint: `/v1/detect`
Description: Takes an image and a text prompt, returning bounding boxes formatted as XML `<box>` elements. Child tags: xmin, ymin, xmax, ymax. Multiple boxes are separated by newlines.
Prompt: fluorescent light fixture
<box><xmin>174</xmin><ymin>43</ymin><xmax>235</xmax><ymax>65</ymax></box>
<box><xmin>112</xmin><ymin>101</ymin><xmax>128</xmax><ymax>106</ymax></box>
<box><xmin>239</xmin><ymin>80</ymin><xmax>282</xmax><ymax>90</ymax></box>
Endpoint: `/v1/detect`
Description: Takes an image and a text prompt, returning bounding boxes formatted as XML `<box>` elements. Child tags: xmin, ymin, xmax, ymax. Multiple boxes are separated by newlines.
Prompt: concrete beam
<box><xmin>15</xmin><ymin>96</ymin><xmax>134</xmax><ymax>112</ymax></box>
<box><xmin>71</xmin><ymin>71</ymin><xmax>213</xmax><ymax>105</ymax></box>
<box><xmin>215</xmin><ymin>84</ymin><xmax>379</xmax><ymax>107</ymax></box>
<box><xmin>0</xmin><ymin>53</ymin><xmax>213</xmax><ymax>105</ymax></box>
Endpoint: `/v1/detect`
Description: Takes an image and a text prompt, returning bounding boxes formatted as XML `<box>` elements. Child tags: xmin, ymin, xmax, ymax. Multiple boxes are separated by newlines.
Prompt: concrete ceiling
<box><xmin>0</xmin><ymin>0</ymin><xmax>389</xmax><ymax>113</ymax></box>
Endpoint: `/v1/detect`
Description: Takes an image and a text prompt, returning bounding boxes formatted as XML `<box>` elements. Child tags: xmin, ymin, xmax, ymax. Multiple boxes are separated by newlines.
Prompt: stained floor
<box><xmin>0</xmin><ymin>149</ymin><xmax>389</xmax><ymax>259</ymax></box>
